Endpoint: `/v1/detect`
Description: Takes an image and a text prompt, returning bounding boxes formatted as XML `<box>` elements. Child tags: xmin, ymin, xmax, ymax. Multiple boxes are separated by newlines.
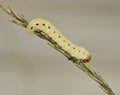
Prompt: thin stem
<box><xmin>0</xmin><ymin>5</ymin><xmax>115</xmax><ymax>95</ymax></box>
<box><xmin>0</xmin><ymin>5</ymin><xmax>28</xmax><ymax>28</ymax></box>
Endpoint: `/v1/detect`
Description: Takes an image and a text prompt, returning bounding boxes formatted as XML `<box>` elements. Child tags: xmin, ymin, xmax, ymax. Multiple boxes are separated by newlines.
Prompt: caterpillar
<box><xmin>27</xmin><ymin>18</ymin><xmax>91</xmax><ymax>63</ymax></box>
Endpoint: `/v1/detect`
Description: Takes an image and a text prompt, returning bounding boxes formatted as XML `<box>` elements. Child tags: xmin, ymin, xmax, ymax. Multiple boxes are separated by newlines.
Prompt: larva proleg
<box><xmin>27</xmin><ymin>18</ymin><xmax>91</xmax><ymax>63</ymax></box>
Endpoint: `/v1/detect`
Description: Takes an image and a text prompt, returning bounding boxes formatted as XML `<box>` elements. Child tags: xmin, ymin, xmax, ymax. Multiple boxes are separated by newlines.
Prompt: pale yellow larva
<box><xmin>27</xmin><ymin>18</ymin><xmax>91</xmax><ymax>63</ymax></box>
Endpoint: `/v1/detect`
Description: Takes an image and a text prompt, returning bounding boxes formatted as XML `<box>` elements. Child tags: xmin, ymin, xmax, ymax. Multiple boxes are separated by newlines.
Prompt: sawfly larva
<box><xmin>27</xmin><ymin>18</ymin><xmax>91</xmax><ymax>63</ymax></box>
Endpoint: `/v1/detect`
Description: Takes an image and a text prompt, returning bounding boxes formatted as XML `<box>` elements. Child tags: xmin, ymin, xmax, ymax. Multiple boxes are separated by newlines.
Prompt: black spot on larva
<box><xmin>36</xmin><ymin>23</ymin><xmax>39</xmax><ymax>25</ymax></box>
<box><xmin>42</xmin><ymin>24</ymin><xmax>45</xmax><ymax>26</ymax></box>
<box><xmin>58</xmin><ymin>35</ymin><xmax>61</xmax><ymax>38</ymax></box>
<box><xmin>78</xmin><ymin>50</ymin><xmax>81</xmax><ymax>52</ymax></box>
<box><xmin>48</xmin><ymin>26</ymin><xmax>50</xmax><ymax>29</ymax></box>
<box><xmin>63</xmin><ymin>40</ymin><xmax>65</xmax><ymax>42</ymax></box>
<box><xmin>53</xmin><ymin>31</ymin><xmax>56</xmax><ymax>33</ymax></box>
<box><xmin>68</xmin><ymin>44</ymin><xmax>70</xmax><ymax>46</ymax></box>
<box><xmin>31</xmin><ymin>27</ymin><xmax>33</xmax><ymax>29</ymax></box>
<box><xmin>73</xmin><ymin>47</ymin><xmax>76</xmax><ymax>49</ymax></box>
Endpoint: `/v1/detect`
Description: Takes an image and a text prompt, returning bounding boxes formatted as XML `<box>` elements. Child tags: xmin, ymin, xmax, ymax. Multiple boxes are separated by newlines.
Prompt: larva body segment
<box><xmin>27</xmin><ymin>18</ymin><xmax>91</xmax><ymax>63</ymax></box>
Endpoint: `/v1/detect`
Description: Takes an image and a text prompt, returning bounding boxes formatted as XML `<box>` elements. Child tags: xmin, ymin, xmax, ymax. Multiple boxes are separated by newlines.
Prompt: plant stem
<box><xmin>0</xmin><ymin>5</ymin><xmax>115</xmax><ymax>95</ymax></box>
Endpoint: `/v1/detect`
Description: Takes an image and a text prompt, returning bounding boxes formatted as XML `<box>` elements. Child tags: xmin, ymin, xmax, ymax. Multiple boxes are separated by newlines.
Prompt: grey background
<box><xmin>0</xmin><ymin>0</ymin><xmax>120</xmax><ymax>95</ymax></box>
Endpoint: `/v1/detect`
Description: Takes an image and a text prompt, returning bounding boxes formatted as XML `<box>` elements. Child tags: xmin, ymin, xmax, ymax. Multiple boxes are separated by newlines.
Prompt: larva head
<box><xmin>83</xmin><ymin>51</ymin><xmax>91</xmax><ymax>63</ymax></box>
<box><xmin>78</xmin><ymin>47</ymin><xmax>91</xmax><ymax>63</ymax></box>
<box><xmin>82</xmin><ymin>55</ymin><xmax>91</xmax><ymax>63</ymax></box>
<box><xmin>27</xmin><ymin>18</ymin><xmax>43</xmax><ymax>34</ymax></box>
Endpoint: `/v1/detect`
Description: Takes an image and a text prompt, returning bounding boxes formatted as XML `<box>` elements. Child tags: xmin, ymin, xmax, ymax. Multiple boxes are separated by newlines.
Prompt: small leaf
<box><xmin>0</xmin><ymin>5</ymin><xmax>11</xmax><ymax>14</ymax></box>
<box><xmin>11</xmin><ymin>20</ymin><xmax>23</xmax><ymax>27</ymax></box>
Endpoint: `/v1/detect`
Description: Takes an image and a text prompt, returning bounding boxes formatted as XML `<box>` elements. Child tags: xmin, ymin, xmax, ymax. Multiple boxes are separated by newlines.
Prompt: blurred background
<box><xmin>0</xmin><ymin>0</ymin><xmax>120</xmax><ymax>95</ymax></box>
